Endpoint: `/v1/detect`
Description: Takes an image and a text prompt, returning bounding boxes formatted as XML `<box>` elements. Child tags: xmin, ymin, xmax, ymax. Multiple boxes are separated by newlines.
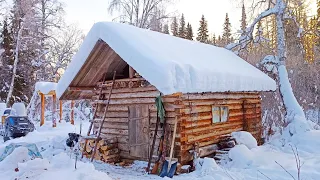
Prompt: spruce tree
<box><xmin>178</xmin><ymin>13</ymin><xmax>186</xmax><ymax>38</ymax></box>
<box><xmin>211</xmin><ymin>34</ymin><xmax>216</xmax><ymax>45</ymax></box>
<box><xmin>196</xmin><ymin>15</ymin><xmax>209</xmax><ymax>43</ymax></box>
<box><xmin>162</xmin><ymin>24</ymin><xmax>169</xmax><ymax>34</ymax></box>
<box><xmin>0</xmin><ymin>19</ymin><xmax>14</xmax><ymax>101</ymax></box>
<box><xmin>185</xmin><ymin>23</ymin><xmax>193</xmax><ymax>40</ymax></box>
<box><xmin>171</xmin><ymin>17</ymin><xmax>178</xmax><ymax>36</ymax></box>
<box><xmin>240</xmin><ymin>4</ymin><xmax>247</xmax><ymax>36</ymax></box>
<box><xmin>222</xmin><ymin>13</ymin><xmax>232</xmax><ymax>45</ymax></box>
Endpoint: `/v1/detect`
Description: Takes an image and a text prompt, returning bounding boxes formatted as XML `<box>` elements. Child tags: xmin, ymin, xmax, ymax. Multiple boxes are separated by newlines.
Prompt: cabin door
<box><xmin>128</xmin><ymin>105</ymin><xmax>150</xmax><ymax>159</ymax></box>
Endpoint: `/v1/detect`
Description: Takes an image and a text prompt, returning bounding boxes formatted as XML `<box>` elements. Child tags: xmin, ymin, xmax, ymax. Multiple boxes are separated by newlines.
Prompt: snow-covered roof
<box><xmin>35</xmin><ymin>82</ymin><xmax>57</xmax><ymax>94</ymax></box>
<box><xmin>57</xmin><ymin>22</ymin><xmax>276</xmax><ymax>99</ymax></box>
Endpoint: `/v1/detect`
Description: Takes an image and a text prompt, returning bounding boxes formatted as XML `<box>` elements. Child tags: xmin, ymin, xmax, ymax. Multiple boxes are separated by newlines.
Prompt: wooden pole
<box><xmin>71</xmin><ymin>100</ymin><xmax>74</xmax><ymax>125</ymax></box>
<box><xmin>59</xmin><ymin>100</ymin><xmax>62</xmax><ymax>123</ymax></box>
<box><xmin>40</xmin><ymin>93</ymin><xmax>45</xmax><ymax>126</ymax></box>
<box><xmin>168</xmin><ymin>116</ymin><xmax>178</xmax><ymax>170</ymax></box>
<box><xmin>52</xmin><ymin>93</ymin><xmax>57</xmax><ymax>127</ymax></box>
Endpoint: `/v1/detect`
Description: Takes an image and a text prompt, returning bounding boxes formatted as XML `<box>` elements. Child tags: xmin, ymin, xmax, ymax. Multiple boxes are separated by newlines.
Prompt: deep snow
<box><xmin>1</xmin><ymin>119</ymin><xmax>320</xmax><ymax>180</ymax></box>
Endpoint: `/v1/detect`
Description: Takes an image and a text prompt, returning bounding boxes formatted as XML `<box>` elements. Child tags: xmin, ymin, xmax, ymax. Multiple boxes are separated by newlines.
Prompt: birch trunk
<box><xmin>275</xmin><ymin>0</ymin><xmax>309</xmax><ymax>135</ymax></box>
<box><xmin>6</xmin><ymin>28</ymin><xmax>22</xmax><ymax>106</ymax></box>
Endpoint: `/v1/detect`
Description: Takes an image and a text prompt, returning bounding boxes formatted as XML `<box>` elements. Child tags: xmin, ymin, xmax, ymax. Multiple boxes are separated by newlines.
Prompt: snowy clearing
<box><xmin>1</xmin><ymin>121</ymin><xmax>320</xmax><ymax>180</ymax></box>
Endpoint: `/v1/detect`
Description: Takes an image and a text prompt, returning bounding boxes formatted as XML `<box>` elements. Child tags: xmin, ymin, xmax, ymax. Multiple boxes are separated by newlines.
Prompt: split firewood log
<box><xmin>94</xmin><ymin>151</ymin><xmax>102</xmax><ymax>160</ymax></box>
<box><xmin>100</xmin><ymin>144</ymin><xmax>116</xmax><ymax>151</ymax></box>
<box><xmin>104</xmin><ymin>148</ymin><xmax>119</xmax><ymax>156</ymax></box>
<box><xmin>99</xmin><ymin>140</ymin><xmax>105</xmax><ymax>146</ymax></box>
<box><xmin>86</xmin><ymin>144</ymin><xmax>92</xmax><ymax>153</ymax></box>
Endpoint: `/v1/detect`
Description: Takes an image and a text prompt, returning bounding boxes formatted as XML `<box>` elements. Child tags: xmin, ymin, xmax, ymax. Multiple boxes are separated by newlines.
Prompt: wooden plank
<box><xmin>80</xmin><ymin>45</ymin><xmax>112</xmax><ymax>85</ymax></box>
<box><xmin>71</xmin><ymin>41</ymin><xmax>105</xmax><ymax>86</ymax></box>
<box><xmin>128</xmin><ymin>105</ymin><xmax>150</xmax><ymax>159</ymax></box>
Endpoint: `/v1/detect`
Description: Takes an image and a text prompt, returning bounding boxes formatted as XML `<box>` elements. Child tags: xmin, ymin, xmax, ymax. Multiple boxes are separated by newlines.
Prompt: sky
<box><xmin>61</xmin><ymin>0</ymin><xmax>317</xmax><ymax>36</ymax></box>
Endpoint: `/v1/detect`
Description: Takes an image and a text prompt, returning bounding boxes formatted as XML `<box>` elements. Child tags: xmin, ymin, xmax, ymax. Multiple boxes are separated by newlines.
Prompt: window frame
<box><xmin>212</xmin><ymin>106</ymin><xmax>229</xmax><ymax>124</ymax></box>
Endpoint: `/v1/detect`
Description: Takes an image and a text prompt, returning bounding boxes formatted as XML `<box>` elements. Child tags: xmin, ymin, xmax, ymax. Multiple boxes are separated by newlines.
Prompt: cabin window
<box><xmin>212</xmin><ymin>106</ymin><xmax>229</xmax><ymax>123</ymax></box>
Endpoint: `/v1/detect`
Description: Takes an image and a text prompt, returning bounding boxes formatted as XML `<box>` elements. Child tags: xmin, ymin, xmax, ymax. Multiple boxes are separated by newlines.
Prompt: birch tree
<box><xmin>6</xmin><ymin>0</ymin><xmax>41</xmax><ymax>106</ymax></box>
<box><xmin>107</xmin><ymin>0</ymin><xmax>174</xmax><ymax>29</ymax></box>
<box><xmin>227</xmin><ymin>0</ymin><xmax>310</xmax><ymax>136</ymax></box>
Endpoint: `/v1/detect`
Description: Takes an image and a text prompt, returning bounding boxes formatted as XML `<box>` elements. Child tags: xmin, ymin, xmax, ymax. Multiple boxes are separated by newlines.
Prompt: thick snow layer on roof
<box><xmin>35</xmin><ymin>82</ymin><xmax>57</xmax><ymax>94</ymax></box>
<box><xmin>57</xmin><ymin>22</ymin><xmax>276</xmax><ymax>99</ymax></box>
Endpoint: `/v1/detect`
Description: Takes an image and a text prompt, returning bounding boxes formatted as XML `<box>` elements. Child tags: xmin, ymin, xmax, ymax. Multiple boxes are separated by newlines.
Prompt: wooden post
<box><xmin>71</xmin><ymin>100</ymin><xmax>74</xmax><ymax>125</ymax></box>
<box><xmin>40</xmin><ymin>93</ymin><xmax>45</xmax><ymax>126</ymax></box>
<box><xmin>59</xmin><ymin>100</ymin><xmax>62</xmax><ymax>123</ymax></box>
<box><xmin>52</xmin><ymin>93</ymin><xmax>57</xmax><ymax>127</ymax></box>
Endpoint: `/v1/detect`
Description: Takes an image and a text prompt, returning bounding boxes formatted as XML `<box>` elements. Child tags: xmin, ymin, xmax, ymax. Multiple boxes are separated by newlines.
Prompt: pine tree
<box><xmin>162</xmin><ymin>24</ymin><xmax>169</xmax><ymax>34</ymax></box>
<box><xmin>171</xmin><ymin>17</ymin><xmax>178</xmax><ymax>36</ymax></box>
<box><xmin>240</xmin><ymin>4</ymin><xmax>247</xmax><ymax>36</ymax></box>
<box><xmin>211</xmin><ymin>34</ymin><xmax>216</xmax><ymax>45</ymax></box>
<box><xmin>196</xmin><ymin>15</ymin><xmax>209</xmax><ymax>43</ymax></box>
<box><xmin>178</xmin><ymin>13</ymin><xmax>186</xmax><ymax>38</ymax></box>
<box><xmin>222</xmin><ymin>13</ymin><xmax>232</xmax><ymax>46</ymax></box>
<box><xmin>185</xmin><ymin>23</ymin><xmax>193</xmax><ymax>40</ymax></box>
<box><xmin>207</xmin><ymin>34</ymin><xmax>216</xmax><ymax>45</ymax></box>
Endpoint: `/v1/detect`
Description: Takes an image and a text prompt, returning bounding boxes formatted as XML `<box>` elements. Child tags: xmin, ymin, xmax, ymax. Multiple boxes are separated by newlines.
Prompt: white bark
<box><xmin>6</xmin><ymin>28</ymin><xmax>22</xmax><ymax>106</ymax></box>
<box><xmin>228</xmin><ymin>0</ymin><xmax>310</xmax><ymax>135</ymax></box>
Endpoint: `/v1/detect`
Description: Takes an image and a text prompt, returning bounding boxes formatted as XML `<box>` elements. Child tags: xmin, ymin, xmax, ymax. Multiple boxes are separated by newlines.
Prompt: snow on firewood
<box><xmin>231</xmin><ymin>131</ymin><xmax>257</xmax><ymax>149</ymax></box>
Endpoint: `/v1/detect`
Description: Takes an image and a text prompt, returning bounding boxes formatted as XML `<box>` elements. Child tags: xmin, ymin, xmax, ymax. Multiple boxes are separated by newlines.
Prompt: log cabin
<box><xmin>57</xmin><ymin>22</ymin><xmax>276</xmax><ymax>165</ymax></box>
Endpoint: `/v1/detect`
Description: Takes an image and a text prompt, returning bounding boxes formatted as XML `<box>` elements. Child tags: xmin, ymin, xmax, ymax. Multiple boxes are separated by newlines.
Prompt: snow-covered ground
<box><xmin>1</xmin><ymin>120</ymin><xmax>320</xmax><ymax>180</ymax></box>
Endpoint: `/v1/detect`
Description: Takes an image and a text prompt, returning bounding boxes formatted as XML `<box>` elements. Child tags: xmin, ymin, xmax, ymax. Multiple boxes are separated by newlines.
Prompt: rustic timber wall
<box><xmin>92</xmin><ymin>79</ymin><xmax>180</xmax><ymax>161</ymax></box>
<box><xmin>91</xmin><ymin>78</ymin><xmax>262</xmax><ymax>165</ymax></box>
<box><xmin>177</xmin><ymin>92</ymin><xmax>262</xmax><ymax>164</ymax></box>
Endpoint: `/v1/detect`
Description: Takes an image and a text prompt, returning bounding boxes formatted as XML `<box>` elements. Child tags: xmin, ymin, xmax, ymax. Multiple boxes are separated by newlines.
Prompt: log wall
<box><xmin>91</xmin><ymin>78</ymin><xmax>262</xmax><ymax>165</ymax></box>
<box><xmin>177</xmin><ymin>92</ymin><xmax>262</xmax><ymax>164</ymax></box>
<box><xmin>92</xmin><ymin>79</ymin><xmax>181</xmax><ymax>161</ymax></box>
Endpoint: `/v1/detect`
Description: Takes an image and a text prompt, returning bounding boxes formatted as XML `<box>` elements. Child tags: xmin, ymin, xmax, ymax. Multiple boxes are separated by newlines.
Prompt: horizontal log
<box><xmin>96</xmin><ymin>111</ymin><xmax>128</xmax><ymax>118</ymax></box>
<box><xmin>184</xmin><ymin>126</ymin><xmax>243</xmax><ymax>143</ymax></box>
<box><xmin>183</xmin><ymin>121</ymin><xmax>243</xmax><ymax>135</ymax></box>
<box><xmin>93</xmin><ymin>97</ymin><xmax>177</xmax><ymax>105</ymax></box>
<box><xmin>183</xmin><ymin>99</ymin><xmax>260</xmax><ymax>106</ymax></box>
<box><xmin>182</xmin><ymin>93</ymin><xmax>260</xmax><ymax>100</ymax></box>
<box><xmin>94</xmin><ymin>117</ymin><xmax>129</xmax><ymax>123</ymax></box>
<box><xmin>99</xmin><ymin>133</ymin><xmax>128</xmax><ymax>143</ymax></box>
<box><xmin>97</xmin><ymin>91</ymin><xmax>160</xmax><ymax>99</ymax></box>
<box><xmin>98</xmin><ymin>128</ymin><xmax>128</xmax><ymax>136</ymax></box>
<box><xmin>99</xmin><ymin>122</ymin><xmax>128</xmax><ymax>130</ymax></box>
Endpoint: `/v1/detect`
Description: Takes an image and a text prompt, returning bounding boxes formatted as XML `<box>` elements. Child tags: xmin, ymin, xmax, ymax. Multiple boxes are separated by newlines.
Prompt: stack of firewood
<box><xmin>80</xmin><ymin>137</ymin><xmax>120</xmax><ymax>163</ymax></box>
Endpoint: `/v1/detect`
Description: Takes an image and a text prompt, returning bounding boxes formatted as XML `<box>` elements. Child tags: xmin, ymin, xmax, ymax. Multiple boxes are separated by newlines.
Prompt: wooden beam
<box><xmin>71</xmin><ymin>100</ymin><xmax>75</xmax><ymax>125</ymax></box>
<box><xmin>40</xmin><ymin>93</ymin><xmax>45</xmax><ymax>126</ymax></box>
<box><xmin>52</xmin><ymin>93</ymin><xmax>57</xmax><ymax>127</ymax></box>
<box><xmin>68</xmin><ymin>86</ymin><xmax>95</xmax><ymax>92</ymax></box>
<box><xmin>59</xmin><ymin>100</ymin><xmax>62</xmax><ymax>123</ymax></box>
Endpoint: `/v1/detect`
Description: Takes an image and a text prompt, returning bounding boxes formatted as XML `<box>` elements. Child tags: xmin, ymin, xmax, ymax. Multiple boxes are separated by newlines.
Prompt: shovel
<box><xmin>159</xmin><ymin>116</ymin><xmax>178</xmax><ymax>178</ymax></box>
